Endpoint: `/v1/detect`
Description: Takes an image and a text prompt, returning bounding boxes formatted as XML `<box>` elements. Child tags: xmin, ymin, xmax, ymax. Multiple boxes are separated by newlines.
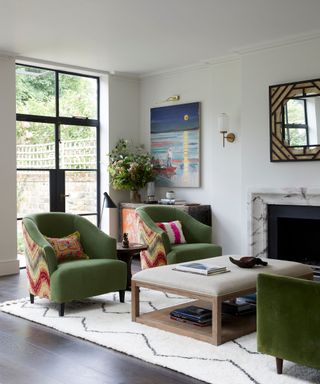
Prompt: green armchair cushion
<box><xmin>257</xmin><ymin>273</ymin><xmax>320</xmax><ymax>371</ymax></box>
<box><xmin>51</xmin><ymin>259</ymin><xmax>127</xmax><ymax>303</ymax></box>
<box><xmin>168</xmin><ymin>243</ymin><xmax>222</xmax><ymax>264</ymax></box>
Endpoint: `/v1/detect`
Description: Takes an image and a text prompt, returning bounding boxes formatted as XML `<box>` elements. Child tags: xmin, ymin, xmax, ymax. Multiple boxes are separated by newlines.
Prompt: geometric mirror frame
<box><xmin>270</xmin><ymin>78</ymin><xmax>320</xmax><ymax>162</ymax></box>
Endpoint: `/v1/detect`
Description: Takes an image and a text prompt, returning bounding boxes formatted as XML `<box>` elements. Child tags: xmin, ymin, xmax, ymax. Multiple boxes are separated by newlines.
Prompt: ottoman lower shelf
<box><xmin>134</xmin><ymin>298</ymin><xmax>256</xmax><ymax>345</ymax></box>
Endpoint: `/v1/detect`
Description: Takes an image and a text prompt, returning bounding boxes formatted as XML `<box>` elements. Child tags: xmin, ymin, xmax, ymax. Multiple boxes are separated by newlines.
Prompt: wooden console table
<box><xmin>119</xmin><ymin>203</ymin><xmax>212</xmax><ymax>243</ymax></box>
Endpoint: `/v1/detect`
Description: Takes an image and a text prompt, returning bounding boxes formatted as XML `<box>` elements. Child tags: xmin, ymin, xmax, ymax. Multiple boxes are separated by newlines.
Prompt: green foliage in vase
<box><xmin>108</xmin><ymin>139</ymin><xmax>154</xmax><ymax>191</ymax></box>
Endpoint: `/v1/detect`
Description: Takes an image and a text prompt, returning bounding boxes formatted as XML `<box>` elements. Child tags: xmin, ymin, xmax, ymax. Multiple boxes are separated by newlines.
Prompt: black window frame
<box><xmin>16</xmin><ymin>63</ymin><xmax>100</xmax><ymax>223</ymax></box>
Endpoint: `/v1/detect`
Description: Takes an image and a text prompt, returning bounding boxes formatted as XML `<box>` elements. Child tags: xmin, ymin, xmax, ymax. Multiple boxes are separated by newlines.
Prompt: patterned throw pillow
<box><xmin>156</xmin><ymin>220</ymin><xmax>186</xmax><ymax>244</ymax></box>
<box><xmin>46</xmin><ymin>231</ymin><xmax>89</xmax><ymax>263</ymax></box>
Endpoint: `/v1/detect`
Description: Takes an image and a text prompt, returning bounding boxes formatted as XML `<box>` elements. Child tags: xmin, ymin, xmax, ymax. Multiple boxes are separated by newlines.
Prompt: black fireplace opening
<box><xmin>268</xmin><ymin>204</ymin><xmax>320</xmax><ymax>267</ymax></box>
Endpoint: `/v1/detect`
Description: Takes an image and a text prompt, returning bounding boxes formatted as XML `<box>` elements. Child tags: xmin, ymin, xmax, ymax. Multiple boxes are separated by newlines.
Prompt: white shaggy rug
<box><xmin>0</xmin><ymin>289</ymin><xmax>319</xmax><ymax>384</ymax></box>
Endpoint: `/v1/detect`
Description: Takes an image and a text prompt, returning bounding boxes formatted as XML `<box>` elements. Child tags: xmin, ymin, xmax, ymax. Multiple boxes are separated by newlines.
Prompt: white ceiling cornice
<box><xmin>16</xmin><ymin>56</ymin><xmax>112</xmax><ymax>77</ymax></box>
<box><xmin>140</xmin><ymin>30</ymin><xmax>320</xmax><ymax>80</ymax></box>
<box><xmin>232</xmin><ymin>30</ymin><xmax>320</xmax><ymax>55</ymax></box>
<box><xmin>139</xmin><ymin>55</ymin><xmax>243</xmax><ymax>80</ymax></box>
<box><xmin>139</xmin><ymin>62</ymin><xmax>211</xmax><ymax>80</ymax></box>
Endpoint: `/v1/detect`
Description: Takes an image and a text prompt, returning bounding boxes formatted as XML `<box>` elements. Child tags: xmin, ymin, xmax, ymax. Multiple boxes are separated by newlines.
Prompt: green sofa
<box><xmin>257</xmin><ymin>273</ymin><xmax>320</xmax><ymax>374</ymax></box>
<box><xmin>22</xmin><ymin>212</ymin><xmax>127</xmax><ymax>316</ymax></box>
<box><xmin>136</xmin><ymin>206</ymin><xmax>222</xmax><ymax>269</ymax></box>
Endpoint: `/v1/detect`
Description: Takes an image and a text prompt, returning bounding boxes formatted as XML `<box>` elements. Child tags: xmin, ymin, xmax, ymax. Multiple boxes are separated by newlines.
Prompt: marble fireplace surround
<box><xmin>248</xmin><ymin>188</ymin><xmax>320</xmax><ymax>258</ymax></box>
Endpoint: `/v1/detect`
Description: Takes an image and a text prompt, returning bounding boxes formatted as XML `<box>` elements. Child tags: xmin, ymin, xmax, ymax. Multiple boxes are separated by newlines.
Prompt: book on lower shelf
<box><xmin>173</xmin><ymin>261</ymin><xmax>228</xmax><ymax>276</ymax></box>
<box><xmin>222</xmin><ymin>298</ymin><xmax>256</xmax><ymax>316</ymax></box>
<box><xmin>170</xmin><ymin>305</ymin><xmax>212</xmax><ymax>326</ymax></box>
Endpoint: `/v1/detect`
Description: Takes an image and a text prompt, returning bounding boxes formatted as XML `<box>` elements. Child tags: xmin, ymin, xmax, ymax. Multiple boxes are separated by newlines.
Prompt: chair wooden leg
<box><xmin>30</xmin><ymin>293</ymin><xmax>34</xmax><ymax>304</ymax></box>
<box><xmin>276</xmin><ymin>357</ymin><xmax>283</xmax><ymax>374</ymax></box>
<box><xmin>119</xmin><ymin>290</ymin><xmax>125</xmax><ymax>303</ymax></box>
<box><xmin>59</xmin><ymin>303</ymin><xmax>65</xmax><ymax>317</ymax></box>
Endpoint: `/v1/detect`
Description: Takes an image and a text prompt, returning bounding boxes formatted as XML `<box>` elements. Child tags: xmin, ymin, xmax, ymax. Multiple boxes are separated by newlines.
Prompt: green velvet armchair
<box><xmin>257</xmin><ymin>273</ymin><xmax>320</xmax><ymax>374</ymax></box>
<box><xmin>22</xmin><ymin>212</ymin><xmax>127</xmax><ymax>316</ymax></box>
<box><xmin>136</xmin><ymin>206</ymin><xmax>222</xmax><ymax>269</ymax></box>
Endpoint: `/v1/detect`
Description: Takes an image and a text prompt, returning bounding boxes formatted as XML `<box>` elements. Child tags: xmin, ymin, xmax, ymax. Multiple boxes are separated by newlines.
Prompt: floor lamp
<box><xmin>99</xmin><ymin>191</ymin><xmax>117</xmax><ymax>229</ymax></box>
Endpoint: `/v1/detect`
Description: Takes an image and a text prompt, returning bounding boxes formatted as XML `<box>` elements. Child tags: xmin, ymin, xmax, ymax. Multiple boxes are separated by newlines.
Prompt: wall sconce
<box><xmin>218</xmin><ymin>113</ymin><xmax>235</xmax><ymax>147</ymax></box>
<box><xmin>164</xmin><ymin>95</ymin><xmax>180</xmax><ymax>102</ymax></box>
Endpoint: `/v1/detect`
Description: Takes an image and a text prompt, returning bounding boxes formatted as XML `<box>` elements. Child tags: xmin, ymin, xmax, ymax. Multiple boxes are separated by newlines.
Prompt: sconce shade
<box><xmin>218</xmin><ymin>113</ymin><xmax>228</xmax><ymax>132</ymax></box>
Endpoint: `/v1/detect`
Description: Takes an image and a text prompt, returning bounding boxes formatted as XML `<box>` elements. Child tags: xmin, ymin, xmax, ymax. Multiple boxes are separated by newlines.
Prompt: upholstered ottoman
<box><xmin>131</xmin><ymin>255</ymin><xmax>313</xmax><ymax>345</ymax></box>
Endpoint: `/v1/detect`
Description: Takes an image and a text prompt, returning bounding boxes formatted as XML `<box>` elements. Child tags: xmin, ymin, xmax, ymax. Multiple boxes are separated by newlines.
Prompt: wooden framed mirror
<box><xmin>270</xmin><ymin>78</ymin><xmax>320</xmax><ymax>161</ymax></box>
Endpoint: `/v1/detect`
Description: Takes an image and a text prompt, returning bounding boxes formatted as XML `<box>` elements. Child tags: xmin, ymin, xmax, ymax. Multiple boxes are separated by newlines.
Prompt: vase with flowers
<box><xmin>108</xmin><ymin>139</ymin><xmax>155</xmax><ymax>203</ymax></box>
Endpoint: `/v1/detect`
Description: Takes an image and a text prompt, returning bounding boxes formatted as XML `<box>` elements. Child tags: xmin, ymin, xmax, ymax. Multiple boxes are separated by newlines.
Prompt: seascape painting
<box><xmin>150</xmin><ymin>102</ymin><xmax>200</xmax><ymax>187</ymax></box>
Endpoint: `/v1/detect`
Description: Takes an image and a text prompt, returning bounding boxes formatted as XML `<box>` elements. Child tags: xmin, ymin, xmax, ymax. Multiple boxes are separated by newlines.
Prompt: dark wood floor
<box><xmin>0</xmin><ymin>260</ymin><xmax>204</xmax><ymax>384</ymax></box>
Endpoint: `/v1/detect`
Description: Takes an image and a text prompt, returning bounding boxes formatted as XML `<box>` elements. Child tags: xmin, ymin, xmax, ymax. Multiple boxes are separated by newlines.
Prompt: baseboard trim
<box><xmin>0</xmin><ymin>259</ymin><xmax>20</xmax><ymax>276</ymax></box>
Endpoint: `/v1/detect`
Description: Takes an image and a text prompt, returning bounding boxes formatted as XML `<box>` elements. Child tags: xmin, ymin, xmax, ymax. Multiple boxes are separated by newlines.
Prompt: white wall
<box><xmin>140</xmin><ymin>37</ymin><xmax>320</xmax><ymax>256</ymax></box>
<box><xmin>241</xmin><ymin>38</ymin><xmax>320</xmax><ymax>253</ymax></box>
<box><xmin>0</xmin><ymin>56</ymin><xmax>19</xmax><ymax>276</ymax></box>
<box><xmin>140</xmin><ymin>62</ymin><xmax>242</xmax><ymax>252</ymax></box>
<box><xmin>107</xmin><ymin>75</ymin><xmax>140</xmax><ymax>237</ymax></box>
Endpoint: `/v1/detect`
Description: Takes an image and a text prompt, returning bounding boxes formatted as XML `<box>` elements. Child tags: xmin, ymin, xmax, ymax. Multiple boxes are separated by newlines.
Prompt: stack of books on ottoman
<box><xmin>173</xmin><ymin>262</ymin><xmax>229</xmax><ymax>276</ymax></box>
<box><xmin>170</xmin><ymin>306</ymin><xmax>212</xmax><ymax>327</ymax></box>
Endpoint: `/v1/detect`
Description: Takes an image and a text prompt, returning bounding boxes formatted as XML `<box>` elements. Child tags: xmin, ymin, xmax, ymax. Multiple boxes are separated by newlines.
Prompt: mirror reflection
<box><xmin>284</xmin><ymin>97</ymin><xmax>320</xmax><ymax>147</ymax></box>
<box><xmin>269</xmin><ymin>78</ymin><xmax>320</xmax><ymax>162</ymax></box>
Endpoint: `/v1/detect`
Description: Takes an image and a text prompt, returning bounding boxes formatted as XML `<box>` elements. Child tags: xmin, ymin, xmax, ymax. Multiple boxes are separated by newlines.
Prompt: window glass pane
<box><xmin>286</xmin><ymin>99</ymin><xmax>306</xmax><ymax>125</ymax></box>
<box><xmin>17</xmin><ymin>220</ymin><xmax>26</xmax><ymax>268</ymax></box>
<box><xmin>16</xmin><ymin>65</ymin><xmax>55</xmax><ymax>116</ymax></box>
<box><xmin>82</xmin><ymin>215</ymin><xmax>98</xmax><ymax>226</ymax></box>
<box><xmin>17</xmin><ymin>122</ymin><xmax>55</xmax><ymax>169</ymax></box>
<box><xmin>59</xmin><ymin>125</ymin><xmax>97</xmax><ymax>169</ymax></box>
<box><xmin>65</xmin><ymin>171</ymin><xmax>97</xmax><ymax>214</ymax></box>
<box><xmin>17</xmin><ymin>171</ymin><xmax>50</xmax><ymax>217</ymax></box>
<box><xmin>287</xmin><ymin>128</ymin><xmax>308</xmax><ymax>146</ymax></box>
<box><xmin>59</xmin><ymin>73</ymin><xmax>97</xmax><ymax>119</ymax></box>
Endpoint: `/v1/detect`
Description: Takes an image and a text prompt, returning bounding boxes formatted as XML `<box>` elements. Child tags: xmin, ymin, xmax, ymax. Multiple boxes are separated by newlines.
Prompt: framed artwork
<box><xmin>150</xmin><ymin>102</ymin><xmax>200</xmax><ymax>187</ymax></box>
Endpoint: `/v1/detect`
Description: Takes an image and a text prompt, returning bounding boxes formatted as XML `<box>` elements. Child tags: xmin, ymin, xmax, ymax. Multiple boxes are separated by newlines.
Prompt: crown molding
<box><xmin>139</xmin><ymin>62</ymin><xmax>209</xmax><ymax>79</ymax></box>
<box><xmin>112</xmin><ymin>72</ymin><xmax>140</xmax><ymax>82</ymax></box>
<box><xmin>140</xmin><ymin>54</ymin><xmax>240</xmax><ymax>80</ymax></box>
<box><xmin>16</xmin><ymin>56</ymin><xmax>112</xmax><ymax>76</ymax></box>
<box><xmin>0</xmin><ymin>50</ymin><xmax>16</xmax><ymax>59</ymax></box>
<box><xmin>140</xmin><ymin>31</ymin><xmax>320</xmax><ymax>79</ymax></box>
<box><xmin>233</xmin><ymin>30</ymin><xmax>320</xmax><ymax>55</ymax></box>
<box><xmin>201</xmin><ymin>54</ymin><xmax>241</xmax><ymax>66</ymax></box>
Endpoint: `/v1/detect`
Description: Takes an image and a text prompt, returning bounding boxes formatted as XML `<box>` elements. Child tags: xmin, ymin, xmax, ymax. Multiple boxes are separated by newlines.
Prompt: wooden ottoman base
<box><xmin>131</xmin><ymin>256</ymin><xmax>313</xmax><ymax>345</ymax></box>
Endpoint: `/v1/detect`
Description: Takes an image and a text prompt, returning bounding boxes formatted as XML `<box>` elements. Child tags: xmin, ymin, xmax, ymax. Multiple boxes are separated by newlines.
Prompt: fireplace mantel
<box><xmin>248</xmin><ymin>188</ymin><xmax>320</xmax><ymax>258</ymax></box>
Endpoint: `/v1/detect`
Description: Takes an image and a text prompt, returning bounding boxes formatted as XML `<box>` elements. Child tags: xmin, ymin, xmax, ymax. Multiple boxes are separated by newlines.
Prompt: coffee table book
<box><xmin>170</xmin><ymin>305</ymin><xmax>212</xmax><ymax>322</ymax></box>
<box><xmin>170</xmin><ymin>315</ymin><xmax>212</xmax><ymax>327</ymax></box>
<box><xmin>173</xmin><ymin>262</ymin><xmax>227</xmax><ymax>276</ymax></box>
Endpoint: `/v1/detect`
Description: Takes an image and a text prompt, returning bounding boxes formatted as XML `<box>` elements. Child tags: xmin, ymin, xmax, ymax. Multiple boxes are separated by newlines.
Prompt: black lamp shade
<box><xmin>103</xmin><ymin>192</ymin><xmax>117</xmax><ymax>208</ymax></box>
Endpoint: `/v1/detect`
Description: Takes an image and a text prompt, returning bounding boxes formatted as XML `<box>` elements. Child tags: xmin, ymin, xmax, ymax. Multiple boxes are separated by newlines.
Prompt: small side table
<box><xmin>116</xmin><ymin>243</ymin><xmax>147</xmax><ymax>290</ymax></box>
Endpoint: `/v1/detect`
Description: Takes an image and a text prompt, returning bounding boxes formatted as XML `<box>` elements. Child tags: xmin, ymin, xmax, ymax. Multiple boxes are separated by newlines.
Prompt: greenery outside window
<box><xmin>16</xmin><ymin>64</ymin><xmax>100</xmax><ymax>266</ymax></box>
<box><xmin>283</xmin><ymin>99</ymin><xmax>309</xmax><ymax>146</ymax></box>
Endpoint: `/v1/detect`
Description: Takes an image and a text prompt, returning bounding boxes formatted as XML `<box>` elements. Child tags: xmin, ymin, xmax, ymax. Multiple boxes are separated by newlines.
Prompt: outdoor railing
<box><xmin>17</xmin><ymin>138</ymin><xmax>96</xmax><ymax>169</ymax></box>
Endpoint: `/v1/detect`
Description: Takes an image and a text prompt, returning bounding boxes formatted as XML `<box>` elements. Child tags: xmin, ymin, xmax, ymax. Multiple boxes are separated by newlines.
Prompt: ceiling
<box><xmin>1</xmin><ymin>0</ymin><xmax>320</xmax><ymax>76</ymax></box>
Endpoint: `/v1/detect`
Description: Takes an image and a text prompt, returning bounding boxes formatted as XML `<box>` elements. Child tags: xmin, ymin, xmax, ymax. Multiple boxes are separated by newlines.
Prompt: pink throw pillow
<box><xmin>156</xmin><ymin>220</ymin><xmax>186</xmax><ymax>244</ymax></box>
